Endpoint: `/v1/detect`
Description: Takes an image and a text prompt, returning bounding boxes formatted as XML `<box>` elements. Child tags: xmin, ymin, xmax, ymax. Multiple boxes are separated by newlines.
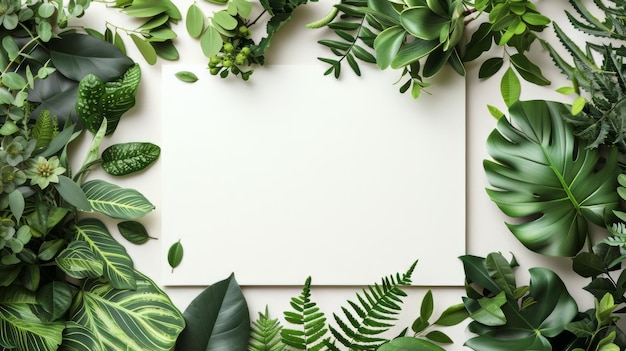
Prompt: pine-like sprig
<box><xmin>281</xmin><ymin>277</ymin><xmax>329</xmax><ymax>351</ymax></box>
<box><xmin>326</xmin><ymin>260</ymin><xmax>418</xmax><ymax>351</ymax></box>
<box><xmin>249</xmin><ymin>306</ymin><xmax>286</xmax><ymax>351</ymax></box>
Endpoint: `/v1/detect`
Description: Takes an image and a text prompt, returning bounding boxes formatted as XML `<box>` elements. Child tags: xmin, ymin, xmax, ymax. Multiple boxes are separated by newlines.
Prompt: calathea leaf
<box><xmin>82</xmin><ymin>179</ymin><xmax>155</xmax><ymax>220</ymax></box>
<box><xmin>72</xmin><ymin>218</ymin><xmax>136</xmax><ymax>290</ymax></box>
<box><xmin>75</xmin><ymin>64</ymin><xmax>141</xmax><ymax>135</ymax></box>
<box><xmin>0</xmin><ymin>302</ymin><xmax>65</xmax><ymax>350</ymax></box>
<box><xmin>484</xmin><ymin>100</ymin><xmax>620</xmax><ymax>257</ymax></box>
<box><xmin>69</xmin><ymin>270</ymin><xmax>185</xmax><ymax>351</ymax></box>
<box><xmin>175</xmin><ymin>273</ymin><xmax>250</xmax><ymax>351</ymax></box>
<box><xmin>56</xmin><ymin>240</ymin><xmax>104</xmax><ymax>281</ymax></box>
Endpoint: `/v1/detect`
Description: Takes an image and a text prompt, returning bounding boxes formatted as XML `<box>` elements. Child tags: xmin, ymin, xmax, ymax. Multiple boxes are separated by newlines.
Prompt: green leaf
<box><xmin>510</xmin><ymin>53</ymin><xmax>550</xmax><ymax>86</ymax></box>
<box><xmin>102</xmin><ymin>142</ymin><xmax>161</xmax><ymax>176</ymax></box>
<box><xmin>213</xmin><ymin>10</ymin><xmax>238</xmax><ymax>30</ymax></box>
<box><xmin>464</xmin><ymin>292</ymin><xmax>507</xmax><ymax>326</ymax></box>
<box><xmin>36</xmin><ymin>281</ymin><xmax>72</xmax><ymax>321</ymax></box>
<box><xmin>37</xmin><ymin>239</ymin><xmax>65</xmax><ymax>261</ymax></box>
<box><xmin>485</xmin><ymin>252</ymin><xmax>516</xmax><ymax>297</ymax></box>
<box><xmin>56</xmin><ymin>240</ymin><xmax>104</xmax><ymax>280</ymax></box>
<box><xmin>167</xmin><ymin>240</ymin><xmax>183</xmax><ymax>272</ymax></box>
<box><xmin>186</xmin><ymin>4</ymin><xmax>206</xmax><ymax>38</ymax></box>
<box><xmin>54</xmin><ymin>175</ymin><xmax>92</xmax><ymax>211</ymax></box>
<box><xmin>70</xmin><ymin>270</ymin><xmax>185</xmax><ymax>351</ymax></box>
<box><xmin>174</xmin><ymin>273</ymin><xmax>250</xmax><ymax>351</ymax></box>
<box><xmin>8</xmin><ymin>189</ymin><xmax>24</xmax><ymax>222</ymax></box>
<box><xmin>400</xmin><ymin>7</ymin><xmax>448</xmax><ymax>40</ymax></box>
<box><xmin>200</xmin><ymin>25</ymin><xmax>223</xmax><ymax>58</ymax></box>
<box><xmin>434</xmin><ymin>303</ymin><xmax>469</xmax><ymax>326</ymax></box>
<box><xmin>2</xmin><ymin>72</ymin><xmax>26</xmax><ymax>90</ymax></box>
<box><xmin>76</xmin><ymin>64</ymin><xmax>141</xmax><ymax>135</ymax></box>
<box><xmin>500</xmin><ymin>67</ymin><xmax>520</xmax><ymax>108</ymax></box>
<box><xmin>130</xmin><ymin>34</ymin><xmax>158</xmax><ymax>65</ymax></box>
<box><xmin>484</xmin><ymin>100</ymin><xmax>620</xmax><ymax>256</ymax></box>
<box><xmin>73</xmin><ymin>218</ymin><xmax>136</xmax><ymax>290</ymax></box>
<box><xmin>0</xmin><ymin>303</ymin><xmax>65</xmax><ymax>350</ymax></box>
<box><xmin>48</xmin><ymin>33</ymin><xmax>134</xmax><ymax>82</ymax></box>
<box><xmin>390</xmin><ymin>39</ymin><xmax>440</xmax><ymax>69</ymax></box>
<box><xmin>573</xmin><ymin>252</ymin><xmax>606</xmax><ymax>277</ymax></box>
<box><xmin>378</xmin><ymin>337</ymin><xmax>446</xmax><ymax>351</ymax></box>
<box><xmin>420</xmin><ymin>290</ymin><xmax>434</xmax><ymax>321</ymax></box>
<box><xmin>117</xmin><ymin>221</ymin><xmax>152</xmax><ymax>244</ymax></box>
<box><xmin>305</xmin><ymin>7</ymin><xmax>338</xmax><ymax>28</ymax></box>
<box><xmin>425</xmin><ymin>330</ymin><xmax>453</xmax><ymax>344</ymax></box>
<box><xmin>174</xmin><ymin>71</ymin><xmax>199</xmax><ymax>83</ymax></box>
<box><xmin>572</xmin><ymin>96</ymin><xmax>586</xmax><ymax>115</ymax></box>
<box><xmin>61</xmin><ymin>323</ymin><xmax>101</xmax><ymax>351</ymax></box>
<box><xmin>479</xmin><ymin>57</ymin><xmax>504</xmax><ymax>79</ymax></box>
<box><xmin>82</xmin><ymin>179</ymin><xmax>155</xmax><ymax>220</ymax></box>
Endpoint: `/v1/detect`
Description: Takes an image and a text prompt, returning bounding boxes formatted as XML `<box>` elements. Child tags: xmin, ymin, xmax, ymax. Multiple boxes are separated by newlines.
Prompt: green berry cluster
<box><xmin>208</xmin><ymin>25</ymin><xmax>255</xmax><ymax>80</ymax></box>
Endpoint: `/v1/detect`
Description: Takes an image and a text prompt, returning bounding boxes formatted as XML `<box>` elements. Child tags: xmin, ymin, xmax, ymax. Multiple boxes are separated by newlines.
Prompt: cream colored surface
<box><xmin>74</xmin><ymin>0</ymin><xmax>610</xmax><ymax>348</ymax></box>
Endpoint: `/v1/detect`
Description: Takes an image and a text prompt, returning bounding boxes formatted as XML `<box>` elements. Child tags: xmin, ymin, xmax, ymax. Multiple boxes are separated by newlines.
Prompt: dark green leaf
<box><xmin>510</xmin><ymin>53</ymin><xmax>550</xmax><ymax>86</ymax></box>
<box><xmin>102</xmin><ymin>142</ymin><xmax>161</xmax><ymax>176</ymax></box>
<box><xmin>117</xmin><ymin>221</ymin><xmax>152</xmax><ymax>244</ymax></box>
<box><xmin>36</xmin><ymin>281</ymin><xmax>72</xmax><ymax>321</ymax></box>
<box><xmin>54</xmin><ymin>175</ymin><xmax>92</xmax><ymax>211</ymax></box>
<box><xmin>168</xmin><ymin>240</ymin><xmax>183</xmax><ymax>272</ymax></box>
<box><xmin>420</xmin><ymin>290</ymin><xmax>434</xmax><ymax>322</ymax></box>
<box><xmin>175</xmin><ymin>273</ymin><xmax>250</xmax><ymax>351</ymax></box>
<box><xmin>425</xmin><ymin>330</ymin><xmax>453</xmax><ymax>344</ymax></box>
<box><xmin>479</xmin><ymin>57</ymin><xmax>504</xmax><ymax>79</ymax></box>
<box><xmin>573</xmin><ymin>252</ymin><xmax>607</xmax><ymax>277</ymax></box>
<box><xmin>434</xmin><ymin>303</ymin><xmax>469</xmax><ymax>326</ymax></box>
<box><xmin>400</xmin><ymin>7</ymin><xmax>448</xmax><ymax>40</ymax></box>
<box><xmin>378</xmin><ymin>337</ymin><xmax>445</xmax><ymax>351</ymax></box>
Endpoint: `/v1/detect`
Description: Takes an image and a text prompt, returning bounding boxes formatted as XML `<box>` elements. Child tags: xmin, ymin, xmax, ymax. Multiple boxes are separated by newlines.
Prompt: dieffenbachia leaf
<box><xmin>102</xmin><ymin>142</ymin><xmax>161</xmax><ymax>176</ymax></box>
<box><xmin>72</xmin><ymin>218</ymin><xmax>136</xmax><ymax>290</ymax></box>
<box><xmin>82</xmin><ymin>179</ymin><xmax>155</xmax><ymax>220</ymax></box>
<box><xmin>69</xmin><ymin>270</ymin><xmax>185</xmax><ymax>351</ymax></box>
<box><xmin>484</xmin><ymin>100</ymin><xmax>620</xmax><ymax>257</ymax></box>
<box><xmin>75</xmin><ymin>63</ymin><xmax>141</xmax><ymax>135</ymax></box>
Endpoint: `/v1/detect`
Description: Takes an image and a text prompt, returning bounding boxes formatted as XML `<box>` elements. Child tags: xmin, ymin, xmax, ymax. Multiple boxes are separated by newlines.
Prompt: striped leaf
<box><xmin>82</xmin><ymin>179</ymin><xmax>155</xmax><ymax>220</ymax></box>
<box><xmin>72</xmin><ymin>219</ymin><xmax>136</xmax><ymax>290</ymax></box>
<box><xmin>0</xmin><ymin>303</ymin><xmax>65</xmax><ymax>350</ymax></box>
<box><xmin>56</xmin><ymin>240</ymin><xmax>104</xmax><ymax>280</ymax></box>
<box><xmin>61</xmin><ymin>322</ymin><xmax>102</xmax><ymax>351</ymax></box>
<box><xmin>69</xmin><ymin>271</ymin><xmax>185</xmax><ymax>351</ymax></box>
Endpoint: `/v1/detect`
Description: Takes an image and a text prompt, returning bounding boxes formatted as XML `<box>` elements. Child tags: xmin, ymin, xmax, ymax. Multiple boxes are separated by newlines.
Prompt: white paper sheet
<box><xmin>161</xmin><ymin>63</ymin><xmax>466</xmax><ymax>285</ymax></box>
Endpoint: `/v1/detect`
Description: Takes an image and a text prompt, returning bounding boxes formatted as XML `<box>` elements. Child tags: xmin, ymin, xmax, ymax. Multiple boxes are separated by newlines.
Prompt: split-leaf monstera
<box><xmin>484</xmin><ymin>100</ymin><xmax>620</xmax><ymax>257</ymax></box>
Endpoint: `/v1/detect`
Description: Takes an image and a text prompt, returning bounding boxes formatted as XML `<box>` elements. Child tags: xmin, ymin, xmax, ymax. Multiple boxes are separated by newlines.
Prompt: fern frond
<box><xmin>281</xmin><ymin>277</ymin><xmax>329</xmax><ymax>350</ymax></box>
<box><xmin>328</xmin><ymin>260</ymin><xmax>417</xmax><ymax>351</ymax></box>
<box><xmin>32</xmin><ymin>109</ymin><xmax>55</xmax><ymax>151</ymax></box>
<box><xmin>249</xmin><ymin>306</ymin><xmax>285</xmax><ymax>351</ymax></box>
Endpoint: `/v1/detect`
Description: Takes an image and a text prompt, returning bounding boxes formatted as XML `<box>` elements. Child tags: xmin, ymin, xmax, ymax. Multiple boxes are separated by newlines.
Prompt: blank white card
<box><xmin>161</xmin><ymin>64</ymin><xmax>465</xmax><ymax>286</ymax></box>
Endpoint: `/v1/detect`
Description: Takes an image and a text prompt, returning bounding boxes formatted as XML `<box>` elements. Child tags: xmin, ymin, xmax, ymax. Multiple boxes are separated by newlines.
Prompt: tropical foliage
<box><xmin>0</xmin><ymin>1</ymin><xmax>184</xmax><ymax>350</ymax></box>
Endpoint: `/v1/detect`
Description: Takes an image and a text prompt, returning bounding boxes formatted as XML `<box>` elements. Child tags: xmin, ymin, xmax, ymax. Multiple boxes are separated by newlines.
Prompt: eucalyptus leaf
<box><xmin>175</xmin><ymin>273</ymin><xmax>250</xmax><ymax>351</ymax></box>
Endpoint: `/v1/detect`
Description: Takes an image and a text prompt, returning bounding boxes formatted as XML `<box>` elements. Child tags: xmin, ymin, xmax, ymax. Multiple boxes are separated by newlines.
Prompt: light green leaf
<box><xmin>200</xmin><ymin>25</ymin><xmax>223</xmax><ymax>58</ymax></box>
<box><xmin>434</xmin><ymin>303</ymin><xmax>469</xmax><ymax>326</ymax></box>
<box><xmin>390</xmin><ymin>39</ymin><xmax>440</xmax><ymax>69</ymax></box>
<box><xmin>213</xmin><ymin>10</ymin><xmax>238</xmax><ymax>30</ymax></box>
<box><xmin>8</xmin><ymin>189</ymin><xmax>24</xmax><ymax>222</ymax></box>
<box><xmin>2</xmin><ymin>72</ymin><xmax>26</xmax><ymax>90</ymax></box>
<box><xmin>130</xmin><ymin>34</ymin><xmax>157</xmax><ymax>65</ymax></box>
<box><xmin>102</xmin><ymin>142</ymin><xmax>161</xmax><ymax>176</ymax></box>
<box><xmin>60</xmin><ymin>322</ymin><xmax>102</xmax><ymax>351</ymax></box>
<box><xmin>72</xmin><ymin>218</ymin><xmax>136</xmax><ymax>290</ymax></box>
<box><xmin>378</xmin><ymin>337</ymin><xmax>445</xmax><ymax>351</ymax></box>
<box><xmin>374</xmin><ymin>26</ymin><xmax>406</xmax><ymax>69</ymax></box>
<box><xmin>572</xmin><ymin>96</ymin><xmax>586</xmax><ymax>115</ymax></box>
<box><xmin>500</xmin><ymin>67</ymin><xmax>520</xmax><ymax>108</ymax></box>
<box><xmin>70</xmin><ymin>270</ymin><xmax>185</xmax><ymax>351</ymax></box>
<box><xmin>174</xmin><ymin>71</ymin><xmax>199</xmax><ymax>83</ymax></box>
<box><xmin>82</xmin><ymin>180</ymin><xmax>155</xmax><ymax>220</ymax></box>
<box><xmin>186</xmin><ymin>4</ymin><xmax>205</xmax><ymax>38</ymax></box>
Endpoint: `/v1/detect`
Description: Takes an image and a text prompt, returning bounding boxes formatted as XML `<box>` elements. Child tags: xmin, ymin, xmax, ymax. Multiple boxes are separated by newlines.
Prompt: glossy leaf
<box><xmin>48</xmin><ymin>33</ymin><xmax>134</xmax><ymax>82</ymax></box>
<box><xmin>117</xmin><ymin>221</ymin><xmax>151</xmax><ymax>244</ymax></box>
<box><xmin>479</xmin><ymin>57</ymin><xmax>504</xmax><ymax>79</ymax></box>
<box><xmin>167</xmin><ymin>240</ymin><xmax>183</xmax><ymax>271</ymax></box>
<box><xmin>510</xmin><ymin>53</ymin><xmax>550</xmax><ymax>86</ymax></box>
<box><xmin>484</xmin><ymin>100</ymin><xmax>620</xmax><ymax>256</ymax></box>
<box><xmin>400</xmin><ymin>7</ymin><xmax>448</xmax><ymax>40</ymax></box>
<box><xmin>390</xmin><ymin>39</ymin><xmax>440</xmax><ymax>69</ymax></box>
<box><xmin>500</xmin><ymin>67</ymin><xmax>520</xmax><ymax>108</ymax></box>
<box><xmin>82</xmin><ymin>179</ymin><xmax>155</xmax><ymax>220</ymax></box>
<box><xmin>102</xmin><ymin>142</ymin><xmax>161</xmax><ymax>176</ymax></box>
<box><xmin>434</xmin><ymin>303</ymin><xmax>469</xmax><ymax>326</ymax></box>
<box><xmin>70</xmin><ymin>270</ymin><xmax>185</xmax><ymax>351</ymax></box>
<box><xmin>175</xmin><ymin>273</ymin><xmax>250</xmax><ymax>351</ymax></box>
<box><xmin>36</xmin><ymin>281</ymin><xmax>72</xmax><ymax>322</ymax></box>
<box><xmin>72</xmin><ymin>219</ymin><xmax>136</xmax><ymax>290</ymax></box>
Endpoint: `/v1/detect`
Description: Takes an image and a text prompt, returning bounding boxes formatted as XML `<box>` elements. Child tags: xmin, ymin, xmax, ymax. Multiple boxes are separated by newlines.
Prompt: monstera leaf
<box><xmin>461</xmin><ymin>253</ymin><xmax>579</xmax><ymax>351</ymax></box>
<box><xmin>484</xmin><ymin>100</ymin><xmax>620</xmax><ymax>257</ymax></box>
<box><xmin>68</xmin><ymin>270</ymin><xmax>185</xmax><ymax>351</ymax></box>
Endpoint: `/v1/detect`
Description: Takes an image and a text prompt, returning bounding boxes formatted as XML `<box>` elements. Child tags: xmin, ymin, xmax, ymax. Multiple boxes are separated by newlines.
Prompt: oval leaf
<box><xmin>82</xmin><ymin>179</ymin><xmax>155</xmax><ymax>220</ymax></box>
<box><xmin>168</xmin><ymin>240</ymin><xmax>183</xmax><ymax>272</ymax></box>
<box><xmin>117</xmin><ymin>221</ymin><xmax>152</xmax><ymax>244</ymax></box>
<box><xmin>102</xmin><ymin>142</ymin><xmax>161</xmax><ymax>176</ymax></box>
<box><xmin>186</xmin><ymin>4</ymin><xmax>205</xmax><ymax>38</ymax></box>
<box><xmin>174</xmin><ymin>71</ymin><xmax>199</xmax><ymax>83</ymax></box>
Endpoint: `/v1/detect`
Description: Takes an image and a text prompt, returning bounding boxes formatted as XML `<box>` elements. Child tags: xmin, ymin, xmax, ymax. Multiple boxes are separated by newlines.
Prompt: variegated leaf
<box><xmin>82</xmin><ymin>179</ymin><xmax>155</xmax><ymax>220</ymax></box>
<box><xmin>102</xmin><ymin>142</ymin><xmax>161</xmax><ymax>176</ymax></box>
<box><xmin>72</xmin><ymin>219</ymin><xmax>136</xmax><ymax>290</ymax></box>
<box><xmin>69</xmin><ymin>270</ymin><xmax>185</xmax><ymax>351</ymax></box>
<box><xmin>0</xmin><ymin>303</ymin><xmax>65</xmax><ymax>350</ymax></box>
<box><xmin>56</xmin><ymin>240</ymin><xmax>104</xmax><ymax>280</ymax></box>
<box><xmin>75</xmin><ymin>63</ymin><xmax>141</xmax><ymax>135</ymax></box>
<box><xmin>61</xmin><ymin>322</ymin><xmax>102</xmax><ymax>351</ymax></box>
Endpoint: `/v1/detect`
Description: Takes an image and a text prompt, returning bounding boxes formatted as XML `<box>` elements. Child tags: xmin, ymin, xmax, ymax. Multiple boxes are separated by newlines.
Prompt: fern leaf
<box><xmin>249</xmin><ymin>306</ymin><xmax>285</xmax><ymax>351</ymax></box>
<box><xmin>32</xmin><ymin>109</ymin><xmax>55</xmax><ymax>151</ymax></box>
<box><xmin>328</xmin><ymin>261</ymin><xmax>417</xmax><ymax>350</ymax></box>
<box><xmin>281</xmin><ymin>277</ymin><xmax>329</xmax><ymax>350</ymax></box>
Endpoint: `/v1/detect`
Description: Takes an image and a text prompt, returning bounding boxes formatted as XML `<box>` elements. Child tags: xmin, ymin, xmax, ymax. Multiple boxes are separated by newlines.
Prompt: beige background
<box><xmin>76</xmin><ymin>0</ymin><xmax>610</xmax><ymax>349</ymax></box>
